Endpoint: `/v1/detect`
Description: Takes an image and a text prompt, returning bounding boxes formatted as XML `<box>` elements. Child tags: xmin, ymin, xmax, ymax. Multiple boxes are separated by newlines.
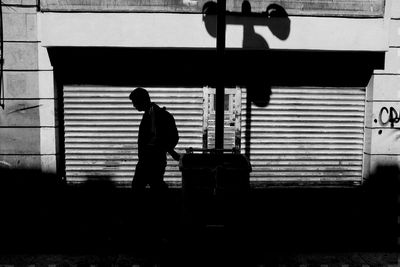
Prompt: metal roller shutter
<box><xmin>241</xmin><ymin>87</ymin><xmax>365</xmax><ymax>185</ymax></box>
<box><xmin>63</xmin><ymin>86</ymin><xmax>203</xmax><ymax>186</ymax></box>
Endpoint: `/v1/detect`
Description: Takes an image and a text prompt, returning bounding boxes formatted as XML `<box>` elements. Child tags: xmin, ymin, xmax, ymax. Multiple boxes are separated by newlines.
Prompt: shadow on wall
<box><xmin>202</xmin><ymin>0</ymin><xmax>290</xmax><ymax>158</ymax></box>
<box><xmin>360</xmin><ymin>164</ymin><xmax>400</xmax><ymax>250</ymax></box>
<box><xmin>0</xmin><ymin>168</ymin><xmax>65</xmax><ymax>252</ymax></box>
<box><xmin>202</xmin><ymin>0</ymin><xmax>290</xmax><ymax>49</ymax></box>
<box><xmin>0</xmin><ymin>165</ymin><xmax>398</xmax><ymax>253</ymax></box>
<box><xmin>0</xmin><ymin>167</ymin><xmax>179</xmax><ymax>254</ymax></box>
<box><xmin>0</xmin><ymin>168</ymin><xmax>125</xmax><ymax>252</ymax></box>
<box><xmin>76</xmin><ymin>175</ymin><xmax>121</xmax><ymax>249</ymax></box>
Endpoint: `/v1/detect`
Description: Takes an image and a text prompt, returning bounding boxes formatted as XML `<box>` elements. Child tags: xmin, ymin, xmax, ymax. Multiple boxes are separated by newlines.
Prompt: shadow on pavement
<box><xmin>0</xmin><ymin>166</ymin><xmax>398</xmax><ymax>265</ymax></box>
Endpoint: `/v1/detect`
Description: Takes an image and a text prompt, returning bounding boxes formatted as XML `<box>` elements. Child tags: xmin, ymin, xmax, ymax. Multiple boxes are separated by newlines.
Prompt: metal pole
<box><xmin>215</xmin><ymin>0</ymin><xmax>226</xmax><ymax>150</ymax></box>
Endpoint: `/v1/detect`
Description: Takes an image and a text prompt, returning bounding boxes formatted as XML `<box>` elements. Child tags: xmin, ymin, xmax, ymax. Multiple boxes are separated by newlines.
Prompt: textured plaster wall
<box><xmin>1</xmin><ymin>0</ymin><xmax>396</xmax><ymax>178</ymax></box>
<box><xmin>0</xmin><ymin>2</ymin><xmax>57</xmax><ymax>173</ymax></box>
<box><xmin>363</xmin><ymin>0</ymin><xmax>400</xmax><ymax>177</ymax></box>
<box><xmin>39</xmin><ymin>13</ymin><xmax>387</xmax><ymax>51</ymax></box>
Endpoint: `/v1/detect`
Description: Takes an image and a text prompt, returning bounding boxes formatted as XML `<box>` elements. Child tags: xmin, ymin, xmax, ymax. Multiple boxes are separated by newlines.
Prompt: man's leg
<box><xmin>148</xmin><ymin>161</ymin><xmax>168</xmax><ymax>193</ymax></box>
<box><xmin>131</xmin><ymin>161</ymin><xmax>149</xmax><ymax>239</ymax></box>
<box><xmin>132</xmin><ymin>161</ymin><xmax>148</xmax><ymax>194</ymax></box>
<box><xmin>147</xmin><ymin>162</ymin><xmax>170</xmax><ymax>242</ymax></box>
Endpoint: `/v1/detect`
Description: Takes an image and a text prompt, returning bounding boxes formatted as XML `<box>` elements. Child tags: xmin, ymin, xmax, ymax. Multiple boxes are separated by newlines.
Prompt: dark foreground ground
<box><xmin>0</xmin><ymin>168</ymin><xmax>398</xmax><ymax>266</ymax></box>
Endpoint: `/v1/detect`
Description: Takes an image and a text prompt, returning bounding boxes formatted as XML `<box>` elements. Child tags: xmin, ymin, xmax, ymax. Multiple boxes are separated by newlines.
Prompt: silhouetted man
<box><xmin>129</xmin><ymin>87</ymin><xmax>179</xmax><ymax>193</ymax></box>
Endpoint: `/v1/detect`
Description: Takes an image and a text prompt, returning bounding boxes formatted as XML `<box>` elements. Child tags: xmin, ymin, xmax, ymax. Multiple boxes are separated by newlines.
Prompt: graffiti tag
<box><xmin>379</xmin><ymin>107</ymin><xmax>400</xmax><ymax>127</ymax></box>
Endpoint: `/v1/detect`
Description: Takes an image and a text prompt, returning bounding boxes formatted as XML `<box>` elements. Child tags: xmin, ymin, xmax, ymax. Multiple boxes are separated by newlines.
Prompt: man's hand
<box><xmin>168</xmin><ymin>150</ymin><xmax>181</xmax><ymax>161</ymax></box>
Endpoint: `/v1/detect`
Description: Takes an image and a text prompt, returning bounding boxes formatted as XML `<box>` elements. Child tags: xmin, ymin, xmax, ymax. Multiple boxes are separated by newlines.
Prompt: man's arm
<box><xmin>168</xmin><ymin>149</ymin><xmax>181</xmax><ymax>161</ymax></box>
<box><xmin>149</xmin><ymin>108</ymin><xmax>179</xmax><ymax>155</ymax></box>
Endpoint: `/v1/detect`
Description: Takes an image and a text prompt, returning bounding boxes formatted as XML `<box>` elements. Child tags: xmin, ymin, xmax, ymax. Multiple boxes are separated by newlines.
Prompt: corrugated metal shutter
<box><xmin>241</xmin><ymin>87</ymin><xmax>365</xmax><ymax>185</ymax></box>
<box><xmin>204</xmin><ymin>87</ymin><xmax>241</xmax><ymax>149</ymax></box>
<box><xmin>63</xmin><ymin>86</ymin><xmax>203</xmax><ymax>186</ymax></box>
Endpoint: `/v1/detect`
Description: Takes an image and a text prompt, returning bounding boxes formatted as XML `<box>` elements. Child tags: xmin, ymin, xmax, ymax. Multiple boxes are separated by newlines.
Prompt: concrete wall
<box><xmin>364</xmin><ymin>0</ymin><xmax>400</xmax><ymax>177</ymax></box>
<box><xmin>1</xmin><ymin>0</ymin><xmax>396</xmax><ymax>180</ymax></box>
<box><xmin>36</xmin><ymin>10</ymin><xmax>391</xmax><ymax>180</ymax></box>
<box><xmin>39</xmin><ymin>0</ymin><xmax>386</xmax><ymax>17</ymax></box>
<box><xmin>39</xmin><ymin>13</ymin><xmax>388</xmax><ymax>51</ymax></box>
<box><xmin>0</xmin><ymin>0</ymin><xmax>57</xmax><ymax>173</ymax></box>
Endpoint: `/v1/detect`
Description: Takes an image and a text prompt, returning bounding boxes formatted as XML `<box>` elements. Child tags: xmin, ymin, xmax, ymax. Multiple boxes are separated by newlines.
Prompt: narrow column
<box><xmin>215</xmin><ymin>0</ymin><xmax>226</xmax><ymax>150</ymax></box>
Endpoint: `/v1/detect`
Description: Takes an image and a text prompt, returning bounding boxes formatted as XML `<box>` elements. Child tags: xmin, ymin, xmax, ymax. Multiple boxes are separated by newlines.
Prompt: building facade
<box><xmin>0</xmin><ymin>0</ymin><xmax>399</xmax><ymax>187</ymax></box>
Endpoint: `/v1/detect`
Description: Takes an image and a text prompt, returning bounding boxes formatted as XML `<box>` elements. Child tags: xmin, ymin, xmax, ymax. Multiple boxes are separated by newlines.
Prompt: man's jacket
<box><xmin>138</xmin><ymin>103</ymin><xmax>179</xmax><ymax>161</ymax></box>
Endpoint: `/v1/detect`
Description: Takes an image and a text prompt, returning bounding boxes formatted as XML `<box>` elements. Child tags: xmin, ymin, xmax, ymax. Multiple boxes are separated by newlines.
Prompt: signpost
<box><xmin>215</xmin><ymin>0</ymin><xmax>226</xmax><ymax>150</ymax></box>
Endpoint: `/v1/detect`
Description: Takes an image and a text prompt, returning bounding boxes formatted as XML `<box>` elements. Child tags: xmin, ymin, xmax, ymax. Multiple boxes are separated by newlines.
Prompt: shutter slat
<box><xmin>63</xmin><ymin>86</ymin><xmax>203</xmax><ymax>185</ymax></box>
<box><xmin>241</xmin><ymin>87</ymin><xmax>365</xmax><ymax>184</ymax></box>
<box><xmin>63</xmin><ymin>86</ymin><xmax>365</xmax><ymax>186</ymax></box>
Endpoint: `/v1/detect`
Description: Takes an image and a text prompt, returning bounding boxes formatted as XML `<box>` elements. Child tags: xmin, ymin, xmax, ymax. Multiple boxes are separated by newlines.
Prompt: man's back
<box><xmin>138</xmin><ymin>103</ymin><xmax>179</xmax><ymax>161</ymax></box>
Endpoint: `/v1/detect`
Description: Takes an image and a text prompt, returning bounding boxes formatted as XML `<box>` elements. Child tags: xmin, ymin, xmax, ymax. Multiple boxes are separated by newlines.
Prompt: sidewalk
<box><xmin>0</xmin><ymin>169</ymin><xmax>397</xmax><ymax>266</ymax></box>
<box><xmin>0</xmin><ymin>252</ymin><xmax>398</xmax><ymax>267</ymax></box>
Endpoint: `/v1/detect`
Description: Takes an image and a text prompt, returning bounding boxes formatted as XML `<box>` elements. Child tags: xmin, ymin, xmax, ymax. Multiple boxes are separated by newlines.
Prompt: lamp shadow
<box><xmin>202</xmin><ymin>0</ymin><xmax>290</xmax><ymax>158</ymax></box>
<box><xmin>202</xmin><ymin>0</ymin><xmax>290</xmax><ymax>48</ymax></box>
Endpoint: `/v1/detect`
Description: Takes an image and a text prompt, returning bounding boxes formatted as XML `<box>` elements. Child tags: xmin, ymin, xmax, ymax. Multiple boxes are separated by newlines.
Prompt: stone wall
<box><xmin>0</xmin><ymin>0</ymin><xmax>57</xmax><ymax>173</ymax></box>
<box><xmin>364</xmin><ymin>0</ymin><xmax>400</xmax><ymax>178</ymax></box>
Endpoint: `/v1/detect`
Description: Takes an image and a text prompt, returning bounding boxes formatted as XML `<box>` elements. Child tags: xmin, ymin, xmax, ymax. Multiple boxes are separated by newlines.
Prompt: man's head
<box><xmin>129</xmin><ymin>87</ymin><xmax>151</xmax><ymax>111</ymax></box>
